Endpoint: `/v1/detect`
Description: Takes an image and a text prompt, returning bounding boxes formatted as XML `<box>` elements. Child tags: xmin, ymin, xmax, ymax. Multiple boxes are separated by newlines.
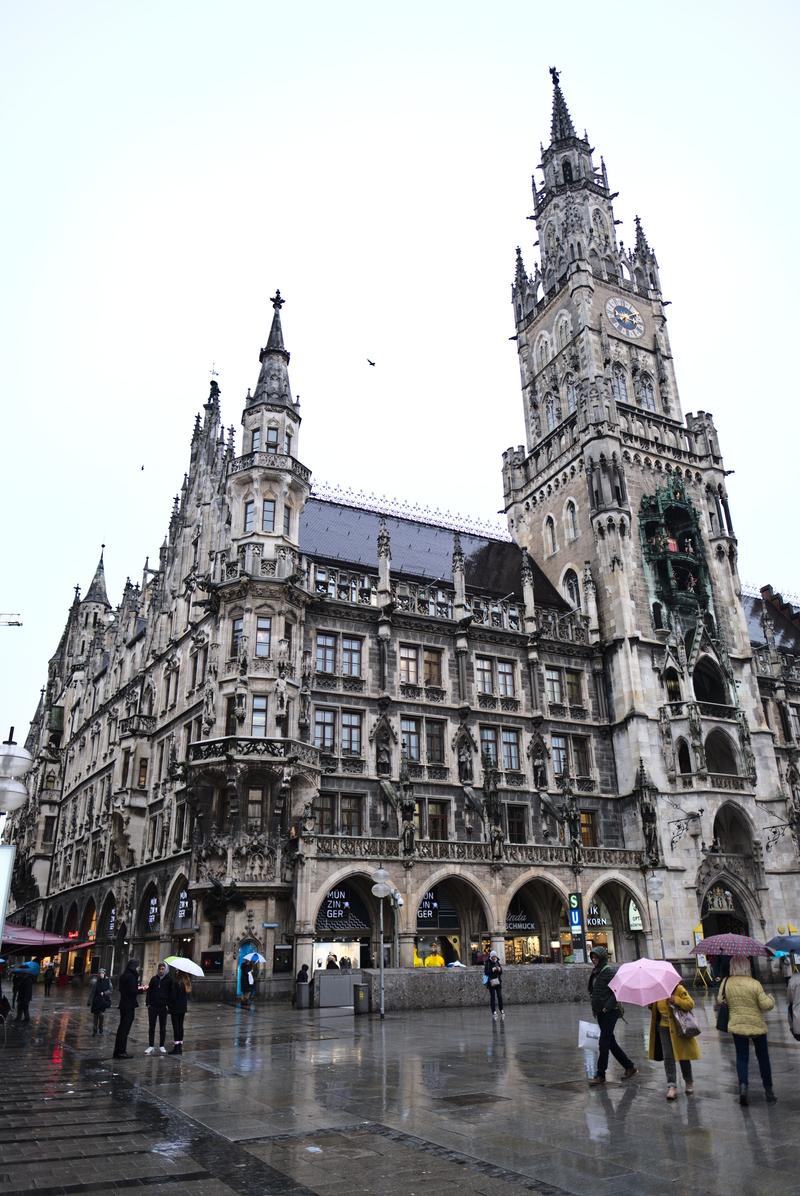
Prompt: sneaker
<box><xmin>492</xmin><ymin>1011</ymin><xmax>498</xmax><ymax>1020</ymax></box>
<box><xmin>159</xmin><ymin>1046</ymin><xmax>167</xmax><ymax>1054</ymax></box>
<box><xmin>621</xmin><ymin>1067</ymin><xmax>638</xmax><ymax>1081</ymax></box>
<box><xmin>144</xmin><ymin>1046</ymin><xmax>155</xmax><ymax>1055</ymax></box>
<box><xmin>500</xmin><ymin>1011</ymin><xmax>505</xmax><ymax>1020</ymax></box>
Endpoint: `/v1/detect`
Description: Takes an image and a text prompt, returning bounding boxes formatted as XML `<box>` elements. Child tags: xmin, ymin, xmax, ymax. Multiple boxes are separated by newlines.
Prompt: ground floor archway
<box><xmin>499</xmin><ymin>878</ymin><xmax>569</xmax><ymax>964</ymax></box>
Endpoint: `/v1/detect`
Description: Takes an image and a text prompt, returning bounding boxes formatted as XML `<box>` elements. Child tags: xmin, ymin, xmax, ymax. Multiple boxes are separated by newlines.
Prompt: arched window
<box><xmin>705</xmin><ymin>730</ymin><xmax>740</xmax><ymax>776</ymax></box>
<box><xmin>545</xmin><ymin>394</ymin><xmax>558</xmax><ymax>432</ymax></box>
<box><xmin>557</xmin><ymin>317</ymin><xmax>570</xmax><ymax>349</ymax></box>
<box><xmin>664</xmin><ymin>668</ymin><xmax>681</xmax><ymax>703</ymax></box>
<box><xmin>638</xmin><ymin>373</ymin><xmax>656</xmax><ymax>411</ymax></box>
<box><xmin>566</xmin><ymin>500</ymin><xmax>578</xmax><ymax>541</ymax></box>
<box><xmin>565</xmin><ymin>375</ymin><xmax>578</xmax><ymax>413</ymax></box>
<box><xmin>562</xmin><ymin>159</ymin><xmax>573</xmax><ymax>183</ymax></box>
<box><xmin>693</xmin><ymin>657</ymin><xmax>728</xmax><ymax>707</ymax></box>
<box><xmin>676</xmin><ymin>740</ymin><xmax>692</xmax><ymax>775</ymax></box>
<box><xmin>712</xmin><ymin>804</ymin><xmax>753</xmax><ymax>853</ymax></box>
<box><xmin>563</xmin><ymin>569</ymin><xmax>581</xmax><ymax>609</ymax></box>
<box><xmin>652</xmin><ymin>601</ymin><xmax>664</xmax><ymax>630</ymax></box>
<box><xmin>536</xmin><ymin>338</ymin><xmax>551</xmax><ymax>371</ymax></box>
<box><xmin>611</xmin><ymin>365</ymin><xmax>628</xmax><ymax>404</ymax></box>
<box><xmin>544</xmin><ymin>517</ymin><xmax>557</xmax><ymax>556</ymax></box>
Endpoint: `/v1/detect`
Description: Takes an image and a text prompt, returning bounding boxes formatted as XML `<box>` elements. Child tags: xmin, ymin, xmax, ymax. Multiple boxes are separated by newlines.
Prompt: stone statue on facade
<box><xmin>457</xmin><ymin>736</ymin><xmax>473</xmax><ymax>784</ymax></box>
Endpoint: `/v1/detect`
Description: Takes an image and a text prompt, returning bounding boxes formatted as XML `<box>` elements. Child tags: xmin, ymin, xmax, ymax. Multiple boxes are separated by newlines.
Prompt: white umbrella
<box><xmin>241</xmin><ymin>951</ymin><xmax>267</xmax><ymax>964</ymax></box>
<box><xmin>164</xmin><ymin>955</ymin><xmax>205</xmax><ymax>977</ymax></box>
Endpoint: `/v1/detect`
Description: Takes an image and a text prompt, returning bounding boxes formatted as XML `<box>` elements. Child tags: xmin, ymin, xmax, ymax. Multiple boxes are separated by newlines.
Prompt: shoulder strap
<box><xmin>720</xmin><ymin>978</ymin><xmax>727</xmax><ymax>1001</ymax></box>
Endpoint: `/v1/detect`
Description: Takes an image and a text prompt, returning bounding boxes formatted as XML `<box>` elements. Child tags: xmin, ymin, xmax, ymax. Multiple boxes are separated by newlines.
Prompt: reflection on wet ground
<box><xmin>0</xmin><ymin>987</ymin><xmax>798</xmax><ymax>1195</ymax></box>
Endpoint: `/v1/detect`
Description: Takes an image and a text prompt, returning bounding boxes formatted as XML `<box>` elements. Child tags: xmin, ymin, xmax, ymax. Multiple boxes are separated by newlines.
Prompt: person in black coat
<box><xmin>43</xmin><ymin>964</ymin><xmax>56</xmax><ymax>996</ymax></box>
<box><xmin>484</xmin><ymin>952</ymin><xmax>505</xmax><ymax>1020</ymax></box>
<box><xmin>14</xmin><ymin>970</ymin><xmax>34</xmax><ymax>1023</ymax></box>
<box><xmin>145</xmin><ymin>961</ymin><xmax>175</xmax><ymax>1054</ymax></box>
<box><xmin>113</xmin><ymin>958</ymin><xmax>140</xmax><ymax>1059</ymax></box>
<box><xmin>88</xmin><ymin>969</ymin><xmax>113</xmax><ymax>1035</ymax></box>
<box><xmin>168</xmin><ymin>974</ymin><xmax>190</xmax><ymax>1054</ymax></box>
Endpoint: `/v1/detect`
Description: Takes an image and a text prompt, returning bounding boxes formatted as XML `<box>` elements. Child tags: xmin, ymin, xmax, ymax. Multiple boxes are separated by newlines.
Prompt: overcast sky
<box><xmin>2</xmin><ymin>0</ymin><xmax>799</xmax><ymax>738</ymax></box>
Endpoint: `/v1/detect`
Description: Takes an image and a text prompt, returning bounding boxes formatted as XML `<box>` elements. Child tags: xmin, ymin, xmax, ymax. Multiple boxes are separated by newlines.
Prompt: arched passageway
<box><xmin>585</xmin><ymin>883</ymin><xmax>648</xmax><ymax>963</ymax></box>
<box><xmin>413</xmin><ymin>877</ymin><xmax>488</xmax><ymax>967</ymax></box>
<box><xmin>500</xmin><ymin>879</ymin><xmax>569</xmax><ymax>964</ymax></box>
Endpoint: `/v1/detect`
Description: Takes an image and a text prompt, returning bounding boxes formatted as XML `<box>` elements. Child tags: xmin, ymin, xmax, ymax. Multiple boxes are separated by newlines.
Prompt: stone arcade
<box><xmin>7</xmin><ymin>72</ymin><xmax>800</xmax><ymax>999</ymax></box>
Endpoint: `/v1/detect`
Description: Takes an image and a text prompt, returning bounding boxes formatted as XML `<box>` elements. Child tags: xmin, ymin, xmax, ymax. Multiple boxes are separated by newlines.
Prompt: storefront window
<box><xmin>585</xmin><ymin>899</ymin><xmax>614</xmax><ymax>958</ymax></box>
<box><xmin>416</xmin><ymin>887</ymin><xmax>461</xmax><ymax>965</ymax></box>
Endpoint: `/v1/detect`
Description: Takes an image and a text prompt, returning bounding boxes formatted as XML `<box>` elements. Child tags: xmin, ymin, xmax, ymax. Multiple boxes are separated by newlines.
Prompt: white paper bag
<box><xmin>578</xmin><ymin>1019</ymin><xmax>600</xmax><ymax>1051</ymax></box>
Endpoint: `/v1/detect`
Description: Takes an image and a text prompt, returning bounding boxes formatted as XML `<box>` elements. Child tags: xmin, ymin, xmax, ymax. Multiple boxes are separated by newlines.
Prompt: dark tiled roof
<box><xmin>299</xmin><ymin>498</ymin><xmax>568</xmax><ymax>609</ymax></box>
<box><xmin>743</xmin><ymin>594</ymin><xmax>800</xmax><ymax>653</ymax></box>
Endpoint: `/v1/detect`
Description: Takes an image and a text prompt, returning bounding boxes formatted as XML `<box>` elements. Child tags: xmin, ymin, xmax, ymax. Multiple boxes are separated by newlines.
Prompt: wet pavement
<box><xmin>0</xmin><ymin>984</ymin><xmax>798</xmax><ymax>1195</ymax></box>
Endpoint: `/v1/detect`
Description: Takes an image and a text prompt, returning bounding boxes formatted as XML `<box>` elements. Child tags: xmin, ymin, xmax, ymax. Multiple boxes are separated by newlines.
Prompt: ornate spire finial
<box><xmin>270</xmin><ymin>290</ymin><xmax>285</xmax><ymax>311</ymax></box>
<box><xmin>549</xmin><ymin>66</ymin><xmax>577</xmax><ymax>144</ymax></box>
<box><xmin>514</xmin><ymin>246</ymin><xmax>527</xmax><ymax>287</ymax></box>
<box><xmin>251</xmin><ymin>290</ymin><xmax>292</xmax><ymax>405</ymax></box>
<box><xmin>634</xmin><ymin>215</ymin><xmax>651</xmax><ymax>256</ymax></box>
<box><xmin>377</xmin><ymin>516</ymin><xmax>391</xmax><ymax>560</ymax></box>
<box><xmin>84</xmin><ymin>548</ymin><xmax>110</xmax><ymax>607</ymax></box>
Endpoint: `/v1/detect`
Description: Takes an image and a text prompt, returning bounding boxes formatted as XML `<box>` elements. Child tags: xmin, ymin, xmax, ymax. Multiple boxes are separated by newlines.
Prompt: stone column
<box><xmin>294</xmin><ymin>931</ymin><xmax>315</xmax><ymax>976</ymax></box>
<box><xmin>398</xmin><ymin>931</ymin><xmax>417</xmax><ymax>969</ymax></box>
<box><xmin>490</xmin><ymin>931</ymin><xmax>506</xmax><ymax>964</ymax></box>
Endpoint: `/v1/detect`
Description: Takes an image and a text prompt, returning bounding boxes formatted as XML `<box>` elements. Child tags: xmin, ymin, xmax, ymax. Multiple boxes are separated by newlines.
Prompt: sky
<box><xmin>2</xmin><ymin>0</ymin><xmax>799</xmax><ymax>738</ymax></box>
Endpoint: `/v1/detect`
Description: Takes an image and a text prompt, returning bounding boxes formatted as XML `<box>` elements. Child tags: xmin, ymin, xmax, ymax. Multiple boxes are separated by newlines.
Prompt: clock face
<box><xmin>606</xmin><ymin>296</ymin><xmax>645</xmax><ymax>339</ymax></box>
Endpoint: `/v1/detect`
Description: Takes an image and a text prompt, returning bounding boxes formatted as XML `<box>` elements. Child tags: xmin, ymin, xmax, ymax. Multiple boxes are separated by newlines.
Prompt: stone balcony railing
<box><xmin>229</xmin><ymin>450</ymin><xmax>311</xmax><ymax>483</ymax></box>
<box><xmin>678</xmin><ymin>771</ymin><xmax>748</xmax><ymax>792</ymax></box>
<box><xmin>188</xmin><ymin>737</ymin><xmax>319</xmax><ymax>768</ymax></box>
<box><xmin>313</xmin><ymin>835</ymin><xmax>643</xmax><ymax>869</ymax></box>
<box><xmin>119</xmin><ymin>714</ymin><xmax>157</xmax><ymax>738</ymax></box>
<box><xmin>662</xmin><ymin>700</ymin><xmax>737</xmax><ymax>722</ymax></box>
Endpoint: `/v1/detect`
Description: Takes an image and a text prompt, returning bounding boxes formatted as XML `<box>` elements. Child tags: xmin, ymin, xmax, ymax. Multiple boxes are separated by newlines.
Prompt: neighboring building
<box><xmin>6</xmin><ymin>71</ymin><xmax>800</xmax><ymax>995</ymax></box>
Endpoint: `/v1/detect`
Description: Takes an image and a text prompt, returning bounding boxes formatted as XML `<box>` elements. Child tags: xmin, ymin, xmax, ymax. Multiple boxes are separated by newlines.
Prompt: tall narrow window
<box><xmin>283</xmin><ymin>505</ymin><xmax>291</xmax><ymax>536</ymax></box>
<box><xmin>255</xmin><ymin>616</ymin><xmax>272</xmax><ymax>658</ymax></box>
<box><xmin>247</xmin><ymin>787</ymin><xmax>265</xmax><ymax>831</ymax></box>
<box><xmin>566</xmin><ymin>500</ymin><xmax>578</xmax><ymax>541</ymax></box>
<box><xmin>573</xmin><ymin>737</ymin><xmax>591</xmax><ymax>777</ymax></box>
<box><xmin>340</xmin><ymin>795</ymin><xmax>363</xmax><ymax>836</ymax></box>
<box><xmin>580</xmin><ymin>811</ymin><xmax>597</xmax><ymax>847</ymax></box>
<box><xmin>497</xmin><ymin>661</ymin><xmax>515</xmax><ymax>697</ymax></box>
<box><xmin>341</xmin><ymin>637</ymin><xmax>362</xmax><ymax>677</ymax></box>
<box><xmin>428</xmin><ymin>800</ymin><xmax>448</xmax><ymax>840</ymax></box>
<box><xmin>314</xmin><ymin>709</ymin><xmax>336</xmax><ymax>750</ymax></box>
<box><xmin>639</xmin><ymin>374</ymin><xmax>656</xmax><ymax>411</ymax></box>
<box><xmin>563</xmin><ymin>569</ymin><xmax>581</xmax><ymax>609</ymax></box>
<box><xmin>225</xmin><ymin>697</ymin><xmax>237</xmax><ymax>736</ymax></box>
<box><xmin>314</xmin><ymin>794</ymin><xmax>335</xmax><ymax>835</ymax></box>
<box><xmin>262</xmin><ymin>499</ymin><xmax>276</xmax><ymax>532</ymax></box>
<box><xmin>611</xmin><ymin>366</ymin><xmax>628</xmax><ymax>404</ymax></box>
<box><xmin>507</xmin><ymin>805</ymin><xmax>527</xmax><ymax>844</ymax></box>
<box><xmin>565</xmin><ymin>669</ymin><xmax>582</xmax><ymax>706</ymax></box>
<box><xmin>341</xmin><ymin>711</ymin><xmax>362</xmax><ymax>755</ymax></box>
<box><xmin>565</xmin><ymin>375</ymin><xmax>578</xmax><ymax>413</ymax></box>
<box><xmin>316</xmin><ymin>633</ymin><xmax>336</xmax><ymax>674</ymax></box>
<box><xmin>545</xmin><ymin>517</ymin><xmax>557</xmax><ymax>555</ymax></box>
<box><xmin>551</xmin><ymin>734</ymin><xmax>569</xmax><ymax>776</ymax></box>
<box><xmin>266</xmin><ymin>426</ymin><xmax>280</xmax><ymax>450</ymax></box>
<box><xmin>243</xmin><ymin>500</ymin><xmax>255</xmax><ymax>534</ymax></box>
<box><xmin>426</xmin><ymin>720</ymin><xmax>445</xmax><ymax>764</ymax></box>
<box><xmin>501</xmin><ymin>729</ymin><xmax>520</xmax><ymax>771</ymax></box>
<box><xmin>137</xmin><ymin>759</ymin><xmax>149</xmax><ymax>788</ymax></box>
<box><xmin>401</xmin><ymin>717</ymin><xmax>421</xmax><ymax>761</ymax></box>
<box><xmin>545</xmin><ymin>667</ymin><xmax>563</xmax><ymax>704</ymax></box>
<box><xmin>251</xmin><ymin>428</ymin><xmax>261</xmax><ymax>452</ymax></box>
<box><xmin>251</xmin><ymin>695</ymin><xmax>268</xmax><ymax>738</ymax></box>
<box><xmin>284</xmin><ymin>429</ymin><xmax>293</xmax><ymax>456</ymax></box>
<box><xmin>480</xmin><ymin>725</ymin><xmax>499</xmax><ymax>765</ymax></box>
<box><xmin>545</xmin><ymin>395</ymin><xmax>558</xmax><ymax>431</ymax></box>
<box><xmin>423</xmin><ymin>648</ymin><xmax>443</xmax><ymax>687</ymax></box>
<box><xmin>399</xmin><ymin>645</ymin><xmax>419</xmax><ymax>685</ymax></box>
<box><xmin>231</xmin><ymin>616</ymin><xmax>244</xmax><ymax>656</ymax></box>
<box><xmin>475</xmin><ymin>657</ymin><xmax>494</xmax><ymax>694</ymax></box>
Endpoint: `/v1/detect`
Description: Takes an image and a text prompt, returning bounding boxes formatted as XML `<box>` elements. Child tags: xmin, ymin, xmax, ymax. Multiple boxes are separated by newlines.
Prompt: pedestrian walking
<box><xmin>484</xmin><ymin>951</ymin><xmax>505</xmax><ymax>1020</ymax></box>
<box><xmin>717</xmin><ymin>955</ymin><xmax>776</xmax><ymax>1105</ymax></box>
<box><xmin>587</xmin><ymin>946</ymin><xmax>637</xmax><ymax>1086</ymax></box>
<box><xmin>648</xmin><ymin>981</ymin><xmax>700</xmax><ymax>1099</ymax></box>
<box><xmin>787</xmin><ymin>969</ymin><xmax>800</xmax><ymax>1041</ymax></box>
<box><xmin>88</xmin><ymin>968</ymin><xmax>113</xmax><ymax>1036</ymax></box>
<box><xmin>168</xmin><ymin>973</ymin><xmax>190</xmax><ymax>1055</ymax></box>
<box><xmin>43</xmin><ymin>963</ymin><xmax>56</xmax><ymax>996</ymax></box>
<box><xmin>14</xmin><ymin>969</ymin><xmax>34</xmax><ymax>1023</ymax></box>
<box><xmin>113</xmin><ymin>958</ymin><xmax>140</xmax><ymax>1059</ymax></box>
<box><xmin>145</xmin><ymin>961</ymin><xmax>174</xmax><ymax>1054</ymax></box>
<box><xmin>240</xmin><ymin>960</ymin><xmax>255</xmax><ymax>1007</ymax></box>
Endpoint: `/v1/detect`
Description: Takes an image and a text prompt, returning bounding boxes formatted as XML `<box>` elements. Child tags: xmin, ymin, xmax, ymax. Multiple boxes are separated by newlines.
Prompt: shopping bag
<box><xmin>578</xmin><ymin>1019</ymin><xmax>600</xmax><ymax>1051</ymax></box>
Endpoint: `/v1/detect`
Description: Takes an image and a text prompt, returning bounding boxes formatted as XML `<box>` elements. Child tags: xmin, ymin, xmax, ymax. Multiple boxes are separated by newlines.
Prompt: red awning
<box><xmin>2</xmin><ymin>923</ymin><xmax>74</xmax><ymax>949</ymax></box>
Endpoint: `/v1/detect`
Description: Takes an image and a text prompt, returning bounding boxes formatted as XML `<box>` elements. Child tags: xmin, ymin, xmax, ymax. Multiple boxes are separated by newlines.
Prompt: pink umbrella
<box><xmin>691</xmin><ymin>933</ymin><xmax>768</xmax><ymax>958</ymax></box>
<box><xmin>608</xmin><ymin>958</ymin><xmax>682</xmax><ymax>1006</ymax></box>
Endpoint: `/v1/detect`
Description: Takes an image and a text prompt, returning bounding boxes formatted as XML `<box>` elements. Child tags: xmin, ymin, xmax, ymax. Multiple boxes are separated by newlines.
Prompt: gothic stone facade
<box><xmin>7</xmin><ymin>73</ymin><xmax>800</xmax><ymax>992</ymax></box>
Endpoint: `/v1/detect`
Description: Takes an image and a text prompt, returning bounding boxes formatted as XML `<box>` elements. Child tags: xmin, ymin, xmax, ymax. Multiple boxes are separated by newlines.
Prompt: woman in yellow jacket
<box><xmin>719</xmin><ymin>955</ymin><xmax>776</xmax><ymax>1106</ymax></box>
<box><xmin>648</xmin><ymin>983</ymin><xmax>700</xmax><ymax>1100</ymax></box>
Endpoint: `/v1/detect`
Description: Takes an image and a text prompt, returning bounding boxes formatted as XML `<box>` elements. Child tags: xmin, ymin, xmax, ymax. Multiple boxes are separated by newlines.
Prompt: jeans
<box><xmin>732</xmin><ymin>1033</ymin><xmax>772</xmax><ymax>1089</ymax></box>
<box><xmin>596</xmin><ymin>1010</ymin><xmax>633</xmax><ymax>1077</ymax></box>
<box><xmin>489</xmin><ymin>985</ymin><xmax>504</xmax><ymax>1013</ymax></box>
<box><xmin>114</xmin><ymin>1008</ymin><xmax>135</xmax><ymax>1056</ymax></box>
<box><xmin>658</xmin><ymin>1025</ymin><xmax>693</xmax><ymax>1086</ymax></box>
<box><xmin>171</xmin><ymin>1012</ymin><xmax>185</xmax><ymax>1043</ymax></box>
<box><xmin>15</xmin><ymin>1000</ymin><xmax>30</xmax><ymax>1023</ymax></box>
<box><xmin>148</xmin><ymin>1007</ymin><xmax>168</xmax><ymax>1046</ymax></box>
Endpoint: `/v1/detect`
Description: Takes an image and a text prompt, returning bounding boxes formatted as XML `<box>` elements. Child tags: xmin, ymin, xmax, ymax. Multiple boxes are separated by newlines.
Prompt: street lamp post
<box><xmin>648</xmin><ymin>873</ymin><xmax>666</xmax><ymax>959</ymax></box>
<box><xmin>371</xmin><ymin>865</ymin><xmax>392</xmax><ymax>1019</ymax></box>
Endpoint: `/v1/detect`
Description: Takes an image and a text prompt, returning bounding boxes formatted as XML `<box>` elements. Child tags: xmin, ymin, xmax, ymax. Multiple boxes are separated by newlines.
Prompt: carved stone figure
<box><xmin>457</xmin><ymin>737</ymin><xmax>473</xmax><ymax>783</ymax></box>
<box><xmin>275</xmin><ymin>665</ymin><xmax>288</xmax><ymax>714</ymax></box>
<box><xmin>490</xmin><ymin>823</ymin><xmax>504</xmax><ymax>861</ymax></box>
<box><xmin>376</xmin><ymin>730</ymin><xmax>392</xmax><ymax>776</ymax></box>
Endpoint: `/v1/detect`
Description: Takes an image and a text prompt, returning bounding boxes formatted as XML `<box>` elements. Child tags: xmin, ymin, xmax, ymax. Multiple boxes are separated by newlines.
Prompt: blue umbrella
<box><xmin>766</xmin><ymin>934</ymin><xmax>800</xmax><ymax>955</ymax></box>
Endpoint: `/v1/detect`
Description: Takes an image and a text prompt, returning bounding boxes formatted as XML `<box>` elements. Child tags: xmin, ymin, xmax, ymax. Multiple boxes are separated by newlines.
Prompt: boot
<box><xmin>765</xmin><ymin>1088</ymin><xmax>777</xmax><ymax>1104</ymax></box>
<box><xmin>169</xmin><ymin>1042</ymin><xmax>182</xmax><ymax>1055</ymax></box>
<box><xmin>739</xmin><ymin>1084</ymin><xmax>748</xmax><ymax>1106</ymax></box>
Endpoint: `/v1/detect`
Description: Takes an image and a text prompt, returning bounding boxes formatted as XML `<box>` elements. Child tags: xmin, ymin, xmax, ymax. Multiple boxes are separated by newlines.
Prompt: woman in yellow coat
<box><xmin>648</xmin><ymin>983</ymin><xmax>700</xmax><ymax>1100</ymax></box>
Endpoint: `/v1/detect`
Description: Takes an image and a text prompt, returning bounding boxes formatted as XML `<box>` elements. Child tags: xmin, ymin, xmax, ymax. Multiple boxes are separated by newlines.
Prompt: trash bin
<box><xmin>295</xmin><ymin>981</ymin><xmax>310</xmax><ymax>1009</ymax></box>
<box><xmin>353</xmin><ymin>982</ymin><xmax>371</xmax><ymax>1014</ymax></box>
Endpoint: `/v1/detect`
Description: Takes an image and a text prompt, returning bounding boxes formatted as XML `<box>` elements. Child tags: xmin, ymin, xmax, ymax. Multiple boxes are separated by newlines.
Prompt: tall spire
<box><xmin>84</xmin><ymin>546</ymin><xmax>110</xmax><ymax>607</ymax></box>
<box><xmin>549</xmin><ymin>66</ymin><xmax>576</xmax><ymax>143</ymax></box>
<box><xmin>634</xmin><ymin>215</ymin><xmax>651</xmax><ymax>257</ymax></box>
<box><xmin>251</xmin><ymin>290</ymin><xmax>293</xmax><ymax>407</ymax></box>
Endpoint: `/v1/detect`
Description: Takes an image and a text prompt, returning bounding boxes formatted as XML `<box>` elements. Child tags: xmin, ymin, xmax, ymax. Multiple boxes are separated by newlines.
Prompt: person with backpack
<box><xmin>587</xmin><ymin>946</ymin><xmax>637</xmax><ymax>1086</ymax></box>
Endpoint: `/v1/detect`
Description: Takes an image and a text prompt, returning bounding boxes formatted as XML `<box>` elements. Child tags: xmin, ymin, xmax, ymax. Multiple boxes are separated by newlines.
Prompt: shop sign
<box><xmin>323</xmin><ymin>889</ymin><xmax>350</xmax><ymax>920</ymax></box>
<box><xmin>417</xmin><ymin>891</ymin><xmax>439</xmax><ymax>922</ymax></box>
<box><xmin>200</xmin><ymin>950</ymin><xmax>224</xmax><ymax>975</ymax></box>
<box><xmin>67</xmin><ymin>930</ymin><xmax>79</xmax><ymax>940</ymax></box>
<box><xmin>568</xmin><ymin>891</ymin><xmax>585</xmax><ymax>961</ymax></box>
<box><xmin>506</xmin><ymin>898</ymin><xmax>537</xmax><ymax>933</ymax></box>
<box><xmin>416</xmin><ymin>888</ymin><xmax>459</xmax><ymax>930</ymax></box>
<box><xmin>107</xmin><ymin>904</ymin><xmax>117</xmax><ymax>937</ymax></box>
<box><xmin>146</xmin><ymin>894</ymin><xmax>160</xmax><ymax>931</ymax></box>
<box><xmin>586</xmin><ymin>902</ymin><xmax>609</xmax><ymax>929</ymax></box>
<box><xmin>174</xmin><ymin>889</ymin><xmax>192</xmax><ymax>929</ymax></box>
<box><xmin>628</xmin><ymin>901</ymin><xmax>644</xmax><ymax>932</ymax></box>
<box><xmin>316</xmin><ymin>886</ymin><xmax>370</xmax><ymax>932</ymax></box>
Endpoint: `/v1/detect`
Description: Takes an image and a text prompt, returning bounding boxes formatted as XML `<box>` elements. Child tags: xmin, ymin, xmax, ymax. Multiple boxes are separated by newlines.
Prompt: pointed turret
<box><xmin>251</xmin><ymin>291</ymin><xmax>293</xmax><ymax>407</ymax></box>
<box><xmin>549</xmin><ymin>66</ymin><xmax>576</xmax><ymax>143</ymax></box>
<box><xmin>84</xmin><ymin>548</ymin><xmax>110</xmax><ymax>608</ymax></box>
<box><xmin>634</xmin><ymin>215</ymin><xmax>650</xmax><ymax>257</ymax></box>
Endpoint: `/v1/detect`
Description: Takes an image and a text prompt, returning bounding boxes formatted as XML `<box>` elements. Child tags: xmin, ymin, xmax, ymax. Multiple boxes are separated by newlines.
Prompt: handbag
<box><xmin>672</xmin><ymin>1006</ymin><xmax>701</xmax><ymax>1038</ymax></box>
<box><xmin>481</xmin><ymin>975</ymin><xmax>489</xmax><ymax>986</ymax></box>
<box><xmin>715</xmin><ymin>979</ymin><xmax>729</xmax><ymax>1033</ymax></box>
<box><xmin>489</xmin><ymin>978</ymin><xmax>500</xmax><ymax>987</ymax></box>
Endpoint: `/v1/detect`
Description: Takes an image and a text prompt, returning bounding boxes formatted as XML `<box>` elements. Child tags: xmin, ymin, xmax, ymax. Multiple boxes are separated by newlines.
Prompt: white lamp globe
<box><xmin>0</xmin><ymin>777</ymin><xmax>29</xmax><ymax>813</ymax></box>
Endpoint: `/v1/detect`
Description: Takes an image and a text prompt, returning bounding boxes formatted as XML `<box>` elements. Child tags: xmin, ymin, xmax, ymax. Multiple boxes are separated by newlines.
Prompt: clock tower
<box><xmin>502</xmin><ymin>68</ymin><xmax>774</xmax><ymax>801</ymax></box>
